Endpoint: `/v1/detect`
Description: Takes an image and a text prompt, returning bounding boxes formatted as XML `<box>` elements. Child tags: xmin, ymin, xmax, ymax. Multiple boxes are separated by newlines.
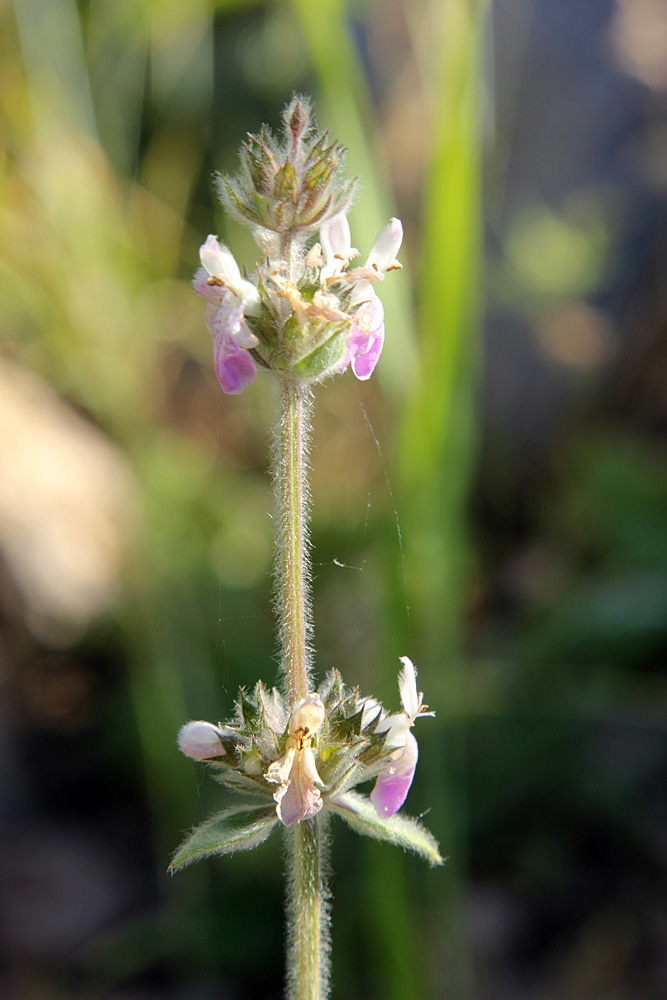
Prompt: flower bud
<box><xmin>178</xmin><ymin>721</ymin><xmax>227</xmax><ymax>760</ymax></box>
<box><xmin>216</xmin><ymin>96</ymin><xmax>357</xmax><ymax>237</ymax></box>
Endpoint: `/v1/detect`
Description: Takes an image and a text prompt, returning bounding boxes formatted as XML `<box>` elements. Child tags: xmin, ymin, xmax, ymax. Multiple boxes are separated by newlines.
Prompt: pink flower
<box><xmin>371</xmin><ymin>731</ymin><xmax>419</xmax><ymax>818</ymax></box>
<box><xmin>370</xmin><ymin>657</ymin><xmax>434</xmax><ymax>818</ymax></box>
<box><xmin>346</xmin><ymin>294</ymin><xmax>385</xmax><ymax>380</ymax></box>
<box><xmin>319</xmin><ymin>215</ymin><xmax>402</xmax><ymax>382</ymax></box>
<box><xmin>194</xmin><ymin>235</ymin><xmax>260</xmax><ymax>395</ymax></box>
<box><xmin>206</xmin><ymin>299</ymin><xmax>258</xmax><ymax>395</ymax></box>
<box><xmin>266</xmin><ymin>695</ymin><xmax>326</xmax><ymax>825</ymax></box>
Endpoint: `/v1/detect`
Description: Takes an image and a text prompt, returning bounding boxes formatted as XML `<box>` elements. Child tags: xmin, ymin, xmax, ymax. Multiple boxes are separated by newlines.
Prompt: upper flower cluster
<box><xmin>193</xmin><ymin>98</ymin><xmax>403</xmax><ymax>395</ymax></box>
<box><xmin>173</xmin><ymin>660</ymin><xmax>441</xmax><ymax>871</ymax></box>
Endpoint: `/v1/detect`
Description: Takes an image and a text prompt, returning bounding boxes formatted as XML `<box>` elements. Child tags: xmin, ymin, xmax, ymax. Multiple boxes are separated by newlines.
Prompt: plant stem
<box><xmin>275</xmin><ymin>380</ymin><xmax>330</xmax><ymax>999</ymax></box>
<box><xmin>286</xmin><ymin>819</ymin><xmax>330</xmax><ymax>1000</ymax></box>
<box><xmin>276</xmin><ymin>379</ymin><xmax>312</xmax><ymax>707</ymax></box>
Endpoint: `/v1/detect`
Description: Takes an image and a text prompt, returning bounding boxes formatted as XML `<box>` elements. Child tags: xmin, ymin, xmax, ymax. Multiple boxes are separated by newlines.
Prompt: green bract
<box><xmin>218</xmin><ymin>98</ymin><xmax>357</xmax><ymax>236</ymax></box>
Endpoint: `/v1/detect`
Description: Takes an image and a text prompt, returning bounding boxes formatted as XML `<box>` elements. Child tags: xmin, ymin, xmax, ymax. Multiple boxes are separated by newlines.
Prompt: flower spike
<box><xmin>193</xmin><ymin>105</ymin><xmax>403</xmax><ymax>394</ymax></box>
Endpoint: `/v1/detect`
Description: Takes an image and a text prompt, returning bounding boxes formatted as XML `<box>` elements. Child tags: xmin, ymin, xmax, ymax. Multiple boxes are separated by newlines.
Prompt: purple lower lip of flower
<box><xmin>211</xmin><ymin>303</ymin><xmax>257</xmax><ymax>395</ymax></box>
<box><xmin>370</xmin><ymin>731</ymin><xmax>419</xmax><ymax>817</ymax></box>
<box><xmin>273</xmin><ymin>776</ymin><xmax>322</xmax><ymax>826</ymax></box>
<box><xmin>348</xmin><ymin>295</ymin><xmax>385</xmax><ymax>381</ymax></box>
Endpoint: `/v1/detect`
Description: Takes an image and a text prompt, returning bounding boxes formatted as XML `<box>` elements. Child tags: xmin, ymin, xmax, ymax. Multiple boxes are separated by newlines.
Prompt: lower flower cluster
<box><xmin>172</xmin><ymin>660</ymin><xmax>443</xmax><ymax>871</ymax></box>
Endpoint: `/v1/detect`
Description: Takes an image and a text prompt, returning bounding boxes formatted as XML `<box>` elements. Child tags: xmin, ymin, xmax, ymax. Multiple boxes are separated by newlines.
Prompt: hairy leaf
<box><xmin>327</xmin><ymin>791</ymin><xmax>444</xmax><ymax>867</ymax></box>
<box><xmin>170</xmin><ymin>805</ymin><xmax>278</xmax><ymax>873</ymax></box>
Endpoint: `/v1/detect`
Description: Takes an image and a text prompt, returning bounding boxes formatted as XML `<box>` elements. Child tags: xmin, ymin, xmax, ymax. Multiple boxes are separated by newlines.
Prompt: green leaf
<box><xmin>169</xmin><ymin>805</ymin><xmax>278</xmax><ymax>873</ymax></box>
<box><xmin>327</xmin><ymin>792</ymin><xmax>445</xmax><ymax>867</ymax></box>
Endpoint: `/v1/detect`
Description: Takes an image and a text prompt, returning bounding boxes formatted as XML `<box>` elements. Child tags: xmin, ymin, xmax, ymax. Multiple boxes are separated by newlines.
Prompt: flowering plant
<box><xmin>174</xmin><ymin>97</ymin><xmax>442</xmax><ymax>1000</ymax></box>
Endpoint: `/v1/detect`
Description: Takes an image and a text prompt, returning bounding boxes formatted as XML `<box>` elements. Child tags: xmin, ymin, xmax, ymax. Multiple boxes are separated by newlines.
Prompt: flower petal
<box><xmin>290</xmin><ymin>694</ymin><xmax>326</xmax><ymax>737</ymax></box>
<box><xmin>193</xmin><ymin>266</ymin><xmax>227</xmax><ymax>304</ymax></box>
<box><xmin>211</xmin><ymin>304</ymin><xmax>257</xmax><ymax>395</ymax></box>
<box><xmin>200</xmin><ymin>234</ymin><xmax>243</xmax><ymax>285</ymax></box>
<box><xmin>376</xmin><ymin>711</ymin><xmax>411</xmax><ymax>749</ymax></box>
<box><xmin>367</xmin><ymin>217</ymin><xmax>403</xmax><ymax>272</ymax></box>
<box><xmin>231</xmin><ymin>321</ymin><xmax>260</xmax><ymax>349</ymax></box>
<box><xmin>272</xmin><ymin>747</ymin><xmax>323</xmax><ymax>826</ymax></box>
<box><xmin>178</xmin><ymin>721</ymin><xmax>226</xmax><ymax>760</ymax></box>
<box><xmin>370</xmin><ymin>731</ymin><xmax>419</xmax><ymax>818</ymax></box>
<box><xmin>348</xmin><ymin>295</ymin><xmax>385</xmax><ymax>380</ymax></box>
<box><xmin>266</xmin><ymin>745</ymin><xmax>296</xmax><ymax>786</ymax></box>
<box><xmin>320</xmin><ymin>213</ymin><xmax>352</xmax><ymax>280</ymax></box>
<box><xmin>214</xmin><ymin>347</ymin><xmax>257</xmax><ymax>395</ymax></box>
<box><xmin>398</xmin><ymin>656</ymin><xmax>420</xmax><ymax>722</ymax></box>
<box><xmin>274</xmin><ymin>778</ymin><xmax>322</xmax><ymax>826</ymax></box>
<box><xmin>199</xmin><ymin>235</ymin><xmax>260</xmax><ymax>311</ymax></box>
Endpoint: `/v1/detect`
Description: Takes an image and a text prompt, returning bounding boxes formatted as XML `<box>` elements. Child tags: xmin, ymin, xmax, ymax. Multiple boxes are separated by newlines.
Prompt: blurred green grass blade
<box><xmin>399</xmin><ymin>0</ymin><xmax>489</xmax><ymax>661</ymax></box>
<box><xmin>290</xmin><ymin>0</ymin><xmax>418</xmax><ymax>396</ymax></box>
<box><xmin>13</xmin><ymin>0</ymin><xmax>98</xmax><ymax>137</ymax></box>
<box><xmin>396</xmin><ymin>3</ymin><xmax>490</xmax><ymax>997</ymax></box>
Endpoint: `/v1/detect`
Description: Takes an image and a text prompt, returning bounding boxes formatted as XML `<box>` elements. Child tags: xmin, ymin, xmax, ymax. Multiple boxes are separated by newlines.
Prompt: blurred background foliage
<box><xmin>0</xmin><ymin>0</ymin><xmax>666</xmax><ymax>998</ymax></box>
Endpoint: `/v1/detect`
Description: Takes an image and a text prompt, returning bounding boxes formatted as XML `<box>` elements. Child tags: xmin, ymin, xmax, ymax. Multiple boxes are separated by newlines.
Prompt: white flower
<box><xmin>265</xmin><ymin>694</ymin><xmax>326</xmax><ymax>825</ymax></box>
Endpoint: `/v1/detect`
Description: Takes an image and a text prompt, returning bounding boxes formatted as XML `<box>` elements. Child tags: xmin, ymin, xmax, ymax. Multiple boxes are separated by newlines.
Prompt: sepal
<box><xmin>327</xmin><ymin>791</ymin><xmax>444</xmax><ymax>867</ymax></box>
<box><xmin>317</xmin><ymin>669</ymin><xmax>345</xmax><ymax>713</ymax></box>
<box><xmin>169</xmin><ymin>804</ymin><xmax>278</xmax><ymax>872</ymax></box>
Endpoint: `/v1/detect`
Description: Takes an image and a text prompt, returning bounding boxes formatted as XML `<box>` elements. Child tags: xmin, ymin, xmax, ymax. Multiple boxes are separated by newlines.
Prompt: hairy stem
<box><xmin>275</xmin><ymin>380</ymin><xmax>312</xmax><ymax>706</ymax></box>
<box><xmin>275</xmin><ymin>380</ymin><xmax>330</xmax><ymax>998</ymax></box>
<box><xmin>286</xmin><ymin>818</ymin><xmax>330</xmax><ymax>1000</ymax></box>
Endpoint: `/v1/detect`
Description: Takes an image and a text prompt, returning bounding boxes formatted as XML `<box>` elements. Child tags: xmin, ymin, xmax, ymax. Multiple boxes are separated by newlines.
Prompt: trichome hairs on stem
<box><xmin>284</xmin><ymin>817</ymin><xmax>332</xmax><ymax>1000</ymax></box>
<box><xmin>271</xmin><ymin>380</ymin><xmax>315</xmax><ymax>706</ymax></box>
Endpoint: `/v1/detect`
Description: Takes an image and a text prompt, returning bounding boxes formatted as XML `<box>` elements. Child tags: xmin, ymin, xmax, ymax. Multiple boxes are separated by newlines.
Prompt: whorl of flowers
<box><xmin>172</xmin><ymin>659</ymin><xmax>441</xmax><ymax>870</ymax></box>
<box><xmin>193</xmin><ymin>96</ymin><xmax>403</xmax><ymax>395</ymax></box>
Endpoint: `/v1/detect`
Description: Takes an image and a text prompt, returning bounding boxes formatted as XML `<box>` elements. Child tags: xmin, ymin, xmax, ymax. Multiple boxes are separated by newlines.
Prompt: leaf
<box><xmin>169</xmin><ymin>805</ymin><xmax>278</xmax><ymax>873</ymax></box>
<box><xmin>327</xmin><ymin>792</ymin><xmax>445</xmax><ymax>867</ymax></box>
